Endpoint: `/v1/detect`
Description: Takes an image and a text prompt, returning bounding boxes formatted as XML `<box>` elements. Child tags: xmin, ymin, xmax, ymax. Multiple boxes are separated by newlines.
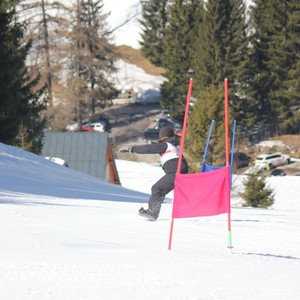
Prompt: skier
<box><xmin>119</xmin><ymin>126</ymin><xmax>189</xmax><ymax>220</ymax></box>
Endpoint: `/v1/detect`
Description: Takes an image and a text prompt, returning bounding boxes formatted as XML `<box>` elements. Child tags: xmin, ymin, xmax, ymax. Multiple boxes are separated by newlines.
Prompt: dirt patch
<box><xmin>116</xmin><ymin>45</ymin><xmax>165</xmax><ymax>76</ymax></box>
<box><xmin>275</xmin><ymin>135</ymin><xmax>300</xmax><ymax>156</ymax></box>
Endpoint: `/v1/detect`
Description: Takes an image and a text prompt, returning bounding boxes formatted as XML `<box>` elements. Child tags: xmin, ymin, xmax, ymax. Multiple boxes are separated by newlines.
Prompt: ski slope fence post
<box><xmin>224</xmin><ymin>78</ymin><xmax>233</xmax><ymax>249</ymax></box>
<box><xmin>168</xmin><ymin>78</ymin><xmax>193</xmax><ymax>251</ymax></box>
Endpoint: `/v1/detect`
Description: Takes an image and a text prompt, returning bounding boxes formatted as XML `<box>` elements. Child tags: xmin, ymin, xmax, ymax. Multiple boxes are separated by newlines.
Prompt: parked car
<box><xmin>89</xmin><ymin>114</ymin><xmax>111</xmax><ymax>131</ymax></box>
<box><xmin>230</xmin><ymin>152</ymin><xmax>251</xmax><ymax>168</ymax></box>
<box><xmin>89</xmin><ymin>122</ymin><xmax>105</xmax><ymax>132</ymax></box>
<box><xmin>161</xmin><ymin>111</ymin><xmax>184</xmax><ymax>126</ymax></box>
<box><xmin>155</xmin><ymin>118</ymin><xmax>182</xmax><ymax>132</ymax></box>
<box><xmin>269</xmin><ymin>169</ymin><xmax>286</xmax><ymax>176</ymax></box>
<box><xmin>143</xmin><ymin>125</ymin><xmax>182</xmax><ymax>142</ymax></box>
<box><xmin>255</xmin><ymin>153</ymin><xmax>290</xmax><ymax>169</ymax></box>
<box><xmin>66</xmin><ymin>121</ymin><xmax>80</xmax><ymax>132</ymax></box>
<box><xmin>174</xmin><ymin>129</ymin><xmax>182</xmax><ymax>136</ymax></box>
<box><xmin>143</xmin><ymin>128</ymin><xmax>159</xmax><ymax>142</ymax></box>
<box><xmin>161</xmin><ymin>110</ymin><xmax>170</xmax><ymax>119</ymax></box>
<box><xmin>81</xmin><ymin>121</ymin><xmax>92</xmax><ymax>131</ymax></box>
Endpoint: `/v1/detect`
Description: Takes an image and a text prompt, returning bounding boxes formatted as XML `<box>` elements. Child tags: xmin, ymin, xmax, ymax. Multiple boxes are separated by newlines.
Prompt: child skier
<box><xmin>119</xmin><ymin>126</ymin><xmax>188</xmax><ymax>220</ymax></box>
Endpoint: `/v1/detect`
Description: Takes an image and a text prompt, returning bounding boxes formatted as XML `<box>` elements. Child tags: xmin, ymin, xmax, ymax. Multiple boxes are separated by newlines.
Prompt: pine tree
<box><xmin>139</xmin><ymin>0</ymin><xmax>169</xmax><ymax>67</ymax></box>
<box><xmin>277</xmin><ymin>1</ymin><xmax>300</xmax><ymax>133</ymax></box>
<box><xmin>240</xmin><ymin>174</ymin><xmax>275</xmax><ymax>208</ymax></box>
<box><xmin>185</xmin><ymin>0</ymin><xmax>249</xmax><ymax>163</ymax></box>
<box><xmin>15</xmin><ymin>120</ymin><xmax>33</xmax><ymax>151</ymax></box>
<box><xmin>161</xmin><ymin>0</ymin><xmax>204</xmax><ymax>119</ymax></box>
<box><xmin>193</xmin><ymin>0</ymin><xmax>227</xmax><ymax>87</ymax></box>
<box><xmin>0</xmin><ymin>3</ymin><xmax>47</xmax><ymax>153</ymax></box>
<box><xmin>65</xmin><ymin>0</ymin><xmax>117</xmax><ymax>128</ymax></box>
<box><xmin>79</xmin><ymin>0</ymin><xmax>117</xmax><ymax>113</ymax></box>
<box><xmin>248</xmin><ymin>0</ymin><xmax>300</xmax><ymax>135</ymax></box>
<box><xmin>192</xmin><ymin>0</ymin><xmax>249</xmax><ymax>126</ymax></box>
<box><xmin>186</xmin><ymin>84</ymin><xmax>227</xmax><ymax>166</ymax></box>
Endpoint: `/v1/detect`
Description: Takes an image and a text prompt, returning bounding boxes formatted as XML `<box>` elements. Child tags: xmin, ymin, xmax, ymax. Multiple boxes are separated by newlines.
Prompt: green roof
<box><xmin>42</xmin><ymin>132</ymin><xmax>113</xmax><ymax>181</ymax></box>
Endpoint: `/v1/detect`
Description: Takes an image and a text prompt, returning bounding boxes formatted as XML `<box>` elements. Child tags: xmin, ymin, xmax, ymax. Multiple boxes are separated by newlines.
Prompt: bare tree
<box><xmin>17</xmin><ymin>1</ymin><xmax>70</xmax><ymax>107</ymax></box>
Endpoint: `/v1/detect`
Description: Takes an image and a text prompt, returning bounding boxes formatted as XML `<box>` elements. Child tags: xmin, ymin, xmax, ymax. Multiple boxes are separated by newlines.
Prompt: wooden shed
<box><xmin>42</xmin><ymin>132</ymin><xmax>120</xmax><ymax>184</ymax></box>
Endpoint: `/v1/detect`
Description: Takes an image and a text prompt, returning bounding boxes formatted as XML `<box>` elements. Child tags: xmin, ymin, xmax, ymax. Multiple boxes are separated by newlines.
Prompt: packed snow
<box><xmin>0</xmin><ymin>142</ymin><xmax>300</xmax><ymax>300</ymax></box>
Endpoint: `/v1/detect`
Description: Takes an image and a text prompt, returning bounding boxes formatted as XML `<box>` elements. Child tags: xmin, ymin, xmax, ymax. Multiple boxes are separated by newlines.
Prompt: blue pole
<box><xmin>230</xmin><ymin>120</ymin><xmax>237</xmax><ymax>188</ymax></box>
<box><xmin>201</xmin><ymin>120</ymin><xmax>214</xmax><ymax>172</ymax></box>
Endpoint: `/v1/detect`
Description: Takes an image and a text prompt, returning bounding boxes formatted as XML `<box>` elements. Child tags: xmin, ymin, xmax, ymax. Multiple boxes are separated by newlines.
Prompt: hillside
<box><xmin>116</xmin><ymin>45</ymin><xmax>165</xmax><ymax>76</ymax></box>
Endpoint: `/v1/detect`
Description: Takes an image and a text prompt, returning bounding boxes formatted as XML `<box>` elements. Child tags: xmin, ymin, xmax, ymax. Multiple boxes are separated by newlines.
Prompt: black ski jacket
<box><xmin>131</xmin><ymin>136</ymin><xmax>188</xmax><ymax>174</ymax></box>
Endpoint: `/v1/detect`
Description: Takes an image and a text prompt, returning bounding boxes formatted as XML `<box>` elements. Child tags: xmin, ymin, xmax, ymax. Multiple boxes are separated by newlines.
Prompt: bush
<box><xmin>240</xmin><ymin>174</ymin><xmax>275</xmax><ymax>208</ymax></box>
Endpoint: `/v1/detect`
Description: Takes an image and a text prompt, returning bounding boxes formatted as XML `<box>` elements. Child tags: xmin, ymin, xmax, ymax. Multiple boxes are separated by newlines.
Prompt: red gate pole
<box><xmin>168</xmin><ymin>78</ymin><xmax>193</xmax><ymax>250</ymax></box>
<box><xmin>225</xmin><ymin>78</ymin><xmax>229</xmax><ymax>167</ymax></box>
<box><xmin>224</xmin><ymin>78</ymin><xmax>233</xmax><ymax>249</ymax></box>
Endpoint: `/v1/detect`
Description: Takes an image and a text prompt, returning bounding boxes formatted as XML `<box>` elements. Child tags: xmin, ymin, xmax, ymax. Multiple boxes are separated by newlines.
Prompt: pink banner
<box><xmin>172</xmin><ymin>167</ymin><xmax>231</xmax><ymax>218</ymax></box>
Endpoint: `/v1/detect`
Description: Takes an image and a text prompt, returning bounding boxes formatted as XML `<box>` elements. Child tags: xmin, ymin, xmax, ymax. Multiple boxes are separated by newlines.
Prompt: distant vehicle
<box><xmin>89</xmin><ymin>115</ymin><xmax>110</xmax><ymax>131</ymax></box>
<box><xmin>143</xmin><ymin>125</ymin><xmax>182</xmax><ymax>142</ymax></box>
<box><xmin>89</xmin><ymin>122</ymin><xmax>105</xmax><ymax>132</ymax></box>
<box><xmin>143</xmin><ymin>128</ymin><xmax>159</xmax><ymax>142</ymax></box>
<box><xmin>174</xmin><ymin>129</ymin><xmax>182</xmax><ymax>137</ymax></box>
<box><xmin>81</xmin><ymin>121</ymin><xmax>92</xmax><ymax>131</ymax></box>
<box><xmin>155</xmin><ymin>118</ymin><xmax>182</xmax><ymax>131</ymax></box>
<box><xmin>82</xmin><ymin>119</ymin><xmax>108</xmax><ymax>133</ymax></box>
<box><xmin>294</xmin><ymin>172</ymin><xmax>300</xmax><ymax>176</ymax></box>
<box><xmin>269</xmin><ymin>169</ymin><xmax>286</xmax><ymax>176</ymax></box>
<box><xmin>155</xmin><ymin>118</ymin><xmax>173</xmax><ymax>129</ymax></box>
<box><xmin>231</xmin><ymin>152</ymin><xmax>251</xmax><ymax>169</ymax></box>
<box><xmin>255</xmin><ymin>153</ymin><xmax>290</xmax><ymax>169</ymax></box>
<box><xmin>161</xmin><ymin>110</ymin><xmax>170</xmax><ymax>118</ymax></box>
<box><xmin>66</xmin><ymin>122</ymin><xmax>79</xmax><ymax>132</ymax></box>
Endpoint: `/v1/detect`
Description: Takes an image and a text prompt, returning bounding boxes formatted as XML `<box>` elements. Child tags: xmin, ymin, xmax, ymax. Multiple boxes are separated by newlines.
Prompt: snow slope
<box><xmin>0</xmin><ymin>142</ymin><xmax>300</xmax><ymax>300</ymax></box>
<box><xmin>111</xmin><ymin>59</ymin><xmax>166</xmax><ymax>104</ymax></box>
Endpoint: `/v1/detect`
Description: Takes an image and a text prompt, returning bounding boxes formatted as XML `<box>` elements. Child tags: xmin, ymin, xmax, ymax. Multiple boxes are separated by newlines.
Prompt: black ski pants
<box><xmin>148</xmin><ymin>172</ymin><xmax>176</xmax><ymax>218</ymax></box>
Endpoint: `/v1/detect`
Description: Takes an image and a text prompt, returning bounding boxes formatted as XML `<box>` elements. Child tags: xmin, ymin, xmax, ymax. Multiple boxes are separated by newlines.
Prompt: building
<box><xmin>42</xmin><ymin>132</ymin><xmax>120</xmax><ymax>184</ymax></box>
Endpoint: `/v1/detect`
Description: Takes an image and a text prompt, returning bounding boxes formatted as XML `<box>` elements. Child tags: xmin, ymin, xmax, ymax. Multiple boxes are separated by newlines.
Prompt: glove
<box><xmin>119</xmin><ymin>146</ymin><xmax>132</xmax><ymax>153</ymax></box>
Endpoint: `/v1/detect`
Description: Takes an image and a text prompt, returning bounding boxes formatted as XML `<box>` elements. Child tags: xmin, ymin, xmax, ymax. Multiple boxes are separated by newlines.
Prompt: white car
<box><xmin>255</xmin><ymin>153</ymin><xmax>290</xmax><ymax>169</ymax></box>
<box><xmin>90</xmin><ymin>122</ymin><xmax>105</xmax><ymax>132</ymax></box>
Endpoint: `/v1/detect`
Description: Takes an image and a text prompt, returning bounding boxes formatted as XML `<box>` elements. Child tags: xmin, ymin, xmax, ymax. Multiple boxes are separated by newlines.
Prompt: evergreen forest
<box><xmin>140</xmin><ymin>0</ymin><xmax>299</xmax><ymax>163</ymax></box>
<box><xmin>0</xmin><ymin>0</ymin><xmax>299</xmax><ymax>160</ymax></box>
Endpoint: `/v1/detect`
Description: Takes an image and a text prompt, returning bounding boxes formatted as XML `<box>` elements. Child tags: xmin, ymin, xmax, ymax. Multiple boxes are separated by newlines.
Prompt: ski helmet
<box><xmin>159</xmin><ymin>126</ymin><xmax>174</xmax><ymax>140</ymax></box>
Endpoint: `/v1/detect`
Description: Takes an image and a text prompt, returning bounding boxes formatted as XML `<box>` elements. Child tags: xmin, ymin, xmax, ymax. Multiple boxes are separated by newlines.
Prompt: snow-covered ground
<box><xmin>0</xmin><ymin>142</ymin><xmax>300</xmax><ymax>300</ymax></box>
<box><xmin>111</xmin><ymin>59</ymin><xmax>166</xmax><ymax>104</ymax></box>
